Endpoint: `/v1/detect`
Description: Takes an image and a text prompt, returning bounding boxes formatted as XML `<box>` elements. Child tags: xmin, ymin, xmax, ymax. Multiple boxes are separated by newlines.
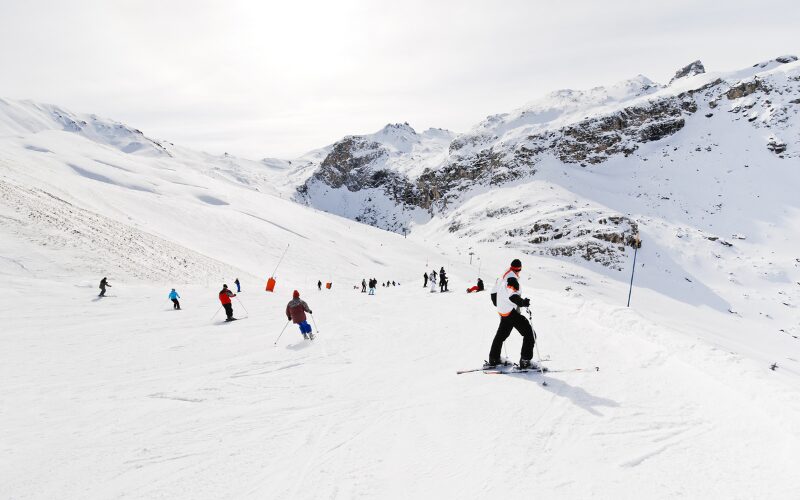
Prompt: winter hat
<box><xmin>293</xmin><ymin>290</ymin><xmax>300</xmax><ymax>299</ymax></box>
<box><xmin>510</xmin><ymin>259</ymin><xmax>522</xmax><ymax>271</ymax></box>
<box><xmin>506</xmin><ymin>277</ymin><xmax>520</xmax><ymax>291</ymax></box>
<box><xmin>223</xmin><ymin>284</ymin><xmax>228</xmax><ymax>289</ymax></box>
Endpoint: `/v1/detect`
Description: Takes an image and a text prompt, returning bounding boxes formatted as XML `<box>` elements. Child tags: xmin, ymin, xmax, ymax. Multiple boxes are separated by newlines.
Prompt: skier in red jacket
<box><xmin>219</xmin><ymin>284</ymin><xmax>237</xmax><ymax>321</ymax></box>
<box><xmin>286</xmin><ymin>290</ymin><xmax>314</xmax><ymax>339</ymax></box>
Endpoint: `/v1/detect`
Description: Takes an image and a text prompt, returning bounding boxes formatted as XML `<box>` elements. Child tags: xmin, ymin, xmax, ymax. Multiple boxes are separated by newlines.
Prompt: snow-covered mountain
<box><xmin>297</xmin><ymin>56</ymin><xmax>799</xmax><ymax>235</ymax></box>
<box><xmin>2</xmin><ymin>56</ymin><xmax>800</xmax><ymax>499</ymax></box>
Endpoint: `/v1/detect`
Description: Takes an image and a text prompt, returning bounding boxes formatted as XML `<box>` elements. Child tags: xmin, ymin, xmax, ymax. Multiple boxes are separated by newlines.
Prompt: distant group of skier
<box><xmin>96</xmin><ymin>256</ymin><xmax>535</xmax><ymax>362</ymax></box>
<box><xmin>360</xmin><ymin>278</ymin><xmax>399</xmax><ymax>294</ymax></box>
<box><xmin>423</xmin><ymin>267</ymin><xmax>450</xmax><ymax>293</ymax></box>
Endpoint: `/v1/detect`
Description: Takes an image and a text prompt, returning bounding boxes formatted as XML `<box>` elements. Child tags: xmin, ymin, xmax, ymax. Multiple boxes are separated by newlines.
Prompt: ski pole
<box><xmin>310</xmin><ymin>313</ymin><xmax>320</xmax><ymax>333</ymax></box>
<box><xmin>273</xmin><ymin>320</ymin><xmax>291</xmax><ymax>345</ymax></box>
<box><xmin>236</xmin><ymin>296</ymin><xmax>249</xmax><ymax>316</ymax></box>
<box><xmin>528</xmin><ymin>308</ymin><xmax>547</xmax><ymax>385</ymax></box>
<box><xmin>210</xmin><ymin>305</ymin><xmax>222</xmax><ymax>322</ymax></box>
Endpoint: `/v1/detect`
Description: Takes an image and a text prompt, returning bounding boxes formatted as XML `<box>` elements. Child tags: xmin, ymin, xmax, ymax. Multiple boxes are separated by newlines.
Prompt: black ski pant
<box><xmin>99</xmin><ymin>287</ymin><xmax>106</xmax><ymax>297</ymax></box>
<box><xmin>223</xmin><ymin>303</ymin><xmax>234</xmax><ymax>320</ymax></box>
<box><xmin>489</xmin><ymin>310</ymin><xmax>534</xmax><ymax>362</ymax></box>
<box><xmin>171</xmin><ymin>298</ymin><xmax>180</xmax><ymax>310</ymax></box>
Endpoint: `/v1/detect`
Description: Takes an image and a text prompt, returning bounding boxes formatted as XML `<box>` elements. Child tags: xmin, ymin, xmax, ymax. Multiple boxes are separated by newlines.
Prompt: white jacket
<box><xmin>493</xmin><ymin>268</ymin><xmax>521</xmax><ymax>316</ymax></box>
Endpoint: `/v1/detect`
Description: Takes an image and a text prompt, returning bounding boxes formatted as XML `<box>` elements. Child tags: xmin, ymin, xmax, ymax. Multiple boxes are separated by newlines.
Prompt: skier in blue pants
<box><xmin>286</xmin><ymin>290</ymin><xmax>314</xmax><ymax>339</ymax></box>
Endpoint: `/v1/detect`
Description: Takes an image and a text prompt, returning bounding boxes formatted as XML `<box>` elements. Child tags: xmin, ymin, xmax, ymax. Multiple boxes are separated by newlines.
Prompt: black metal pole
<box><xmin>627</xmin><ymin>238</ymin><xmax>639</xmax><ymax>307</ymax></box>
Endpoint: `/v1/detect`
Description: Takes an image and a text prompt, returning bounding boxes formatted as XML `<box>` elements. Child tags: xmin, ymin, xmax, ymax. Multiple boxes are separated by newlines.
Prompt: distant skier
<box><xmin>168</xmin><ymin>288</ymin><xmax>181</xmax><ymax>310</ymax></box>
<box><xmin>318</xmin><ymin>280</ymin><xmax>322</xmax><ymax>291</ymax></box>
<box><xmin>423</xmin><ymin>272</ymin><xmax>428</xmax><ymax>288</ymax></box>
<box><xmin>218</xmin><ymin>284</ymin><xmax>237</xmax><ymax>322</ymax></box>
<box><xmin>467</xmin><ymin>278</ymin><xmax>485</xmax><ymax>293</ymax></box>
<box><xmin>440</xmin><ymin>268</ymin><xmax>448</xmax><ymax>292</ymax></box>
<box><xmin>485</xmin><ymin>259</ymin><xmax>534</xmax><ymax>369</ymax></box>
<box><xmin>369</xmin><ymin>278</ymin><xmax>376</xmax><ymax>295</ymax></box>
<box><xmin>234</xmin><ymin>278</ymin><xmax>241</xmax><ymax>293</ymax></box>
<box><xmin>98</xmin><ymin>277</ymin><xmax>111</xmax><ymax>297</ymax></box>
<box><xmin>361</xmin><ymin>279</ymin><xmax>367</xmax><ymax>293</ymax></box>
<box><xmin>392</xmin><ymin>281</ymin><xmax>396</xmax><ymax>286</ymax></box>
<box><xmin>286</xmin><ymin>290</ymin><xmax>314</xmax><ymax>339</ymax></box>
<box><xmin>429</xmin><ymin>270</ymin><xmax>437</xmax><ymax>293</ymax></box>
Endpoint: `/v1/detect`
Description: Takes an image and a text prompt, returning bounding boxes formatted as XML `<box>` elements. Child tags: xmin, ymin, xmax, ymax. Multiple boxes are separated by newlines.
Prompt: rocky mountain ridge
<box><xmin>295</xmin><ymin>56</ymin><xmax>800</xmax><ymax>270</ymax></box>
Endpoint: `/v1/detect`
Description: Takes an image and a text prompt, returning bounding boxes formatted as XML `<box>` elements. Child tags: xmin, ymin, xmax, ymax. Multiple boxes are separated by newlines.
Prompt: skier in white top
<box><xmin>485</xmin><ymin>258</ymin><xmax>535</xmax><ymax>368</ymax></box>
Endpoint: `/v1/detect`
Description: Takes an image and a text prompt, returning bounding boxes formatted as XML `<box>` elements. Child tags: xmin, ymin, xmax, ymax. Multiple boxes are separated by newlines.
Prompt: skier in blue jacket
<box><xmin>168</xmin><ymin>289</ymin><xmax>181</xmax><ymax>310</ymax></box>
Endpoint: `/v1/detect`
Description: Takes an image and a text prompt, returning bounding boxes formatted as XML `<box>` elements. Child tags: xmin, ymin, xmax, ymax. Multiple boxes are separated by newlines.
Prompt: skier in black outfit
<box><xmin>486</xmin><ymin>259</ymin><xmax>534</xmax><ymax>369</ymax></box>
<box><xmin>362</xmin><ymin>279</ymin><xmax>367</xmax><ymax>293</ymax></box>
<box><xmin>439</xmin><ymin>268</ymin><xmax>448</xmax><ymax>292</ymax></box>
<box><xmin>98</xmin><ymin>277</ymin><xmax>111</xmax><ymax>297</ymax></box>
<box><xmin>423</xmin><ymin>272</ymin><xmax>428</xmax><ymax>287</ymax></box>
<box><xmin>317</xmin><ymin>280</ymin><xmax>322</xmax><ymax>291</ymax></box>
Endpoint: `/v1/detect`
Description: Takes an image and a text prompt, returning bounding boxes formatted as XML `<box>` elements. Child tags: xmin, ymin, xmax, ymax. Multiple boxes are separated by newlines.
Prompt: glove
<box><xmin>309</xmin><ymin>310</ymin><xmax>313</xmax><ymax>314</ymax></box>
<box><xmin>286</xmin><ymin>316</ymin><xmax>291</xmax><ymax>321</ymax></box>
<box><xmin>522</xmin><ymin>298</ymin><xmax>530</xmax><ymax>307</ymax></box>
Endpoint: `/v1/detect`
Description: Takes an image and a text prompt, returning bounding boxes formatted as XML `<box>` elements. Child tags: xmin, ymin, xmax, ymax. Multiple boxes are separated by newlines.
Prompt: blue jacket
<box><xmin>168</xmin><ymin>290</ymin><xmax>180</xmax><ymax>299</ymax></box>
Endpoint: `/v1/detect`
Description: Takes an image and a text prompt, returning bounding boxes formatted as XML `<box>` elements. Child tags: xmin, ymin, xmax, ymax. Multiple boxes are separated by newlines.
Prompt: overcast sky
<box><xmin>1</xmin><ymin>0</ymin><xmax>798</xmax><ymax>158</ymax></box>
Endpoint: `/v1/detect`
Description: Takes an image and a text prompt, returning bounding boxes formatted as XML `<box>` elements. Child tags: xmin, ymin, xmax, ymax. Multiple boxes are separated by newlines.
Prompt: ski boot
<box><xmin>302</xmin><ymin>333</ymin><xmax>309</xmax><ymax>340</ymax></box>
<box><xmin>483</xmin><ymin>358</ymin><xmax>509</xmax><ymax>369</ymax></box>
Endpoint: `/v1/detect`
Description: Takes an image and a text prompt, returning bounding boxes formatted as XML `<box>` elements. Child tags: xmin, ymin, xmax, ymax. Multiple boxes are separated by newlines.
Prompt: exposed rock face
<box><xmin>297</xmin><ymin>137</ymin><xmax>430</xmax><ymax>215</ymax></box>
<box><xmin>670</xmin><ymin>60</ymin><xmax>705</xmax><ymax>84</ymax></box>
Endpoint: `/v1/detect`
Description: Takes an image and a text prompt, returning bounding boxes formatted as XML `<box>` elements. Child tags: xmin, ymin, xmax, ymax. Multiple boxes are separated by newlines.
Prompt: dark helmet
<box><xmin>510</xmin><ymin>259</ymin><xmax>522</xmax><ymax>271</ymax></box>
<box><xmin>223</xmin><ymin>284</ymin><xmax>228</xmax><ymax>289</ymax></box>
<box><xmin>506</xmin><ymin>276</ymin><xmax>520</xmax><ymax>291</ymax></box>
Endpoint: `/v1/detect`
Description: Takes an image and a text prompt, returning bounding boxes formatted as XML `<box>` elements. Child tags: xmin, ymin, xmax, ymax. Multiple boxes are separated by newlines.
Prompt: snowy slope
<box><xmin>1</xmin><ymin>61</ymin><xmax>800</xmax><ymax>499</ymax></box>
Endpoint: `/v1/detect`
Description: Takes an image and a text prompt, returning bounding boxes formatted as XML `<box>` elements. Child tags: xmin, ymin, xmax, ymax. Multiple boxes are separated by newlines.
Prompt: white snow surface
<box><xmin>2</xmin><ymin>72</ymin><xmax>800</xmax><ymax>499</ymax></box>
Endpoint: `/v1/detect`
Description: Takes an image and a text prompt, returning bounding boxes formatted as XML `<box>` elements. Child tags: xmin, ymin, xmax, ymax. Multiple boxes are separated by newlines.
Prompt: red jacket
<box><xmin>286</xmin><ymin>298</ymin><xmax>311</xmax><ymax>323</ymax></box>
<box><xmin>219</xmin><ymin>289</ymin><xmax>235</xmax><ymax>304</ymax></box>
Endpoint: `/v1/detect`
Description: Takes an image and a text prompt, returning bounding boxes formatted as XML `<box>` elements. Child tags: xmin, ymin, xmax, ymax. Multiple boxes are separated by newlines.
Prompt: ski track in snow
<box><xmin>4</xmin><ymin>277</ymin><xmax>798</xmax><ymax>499</ymax></box>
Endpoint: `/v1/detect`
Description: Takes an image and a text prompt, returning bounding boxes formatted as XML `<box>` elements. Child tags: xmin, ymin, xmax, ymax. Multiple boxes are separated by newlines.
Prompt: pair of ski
<box><xmin>456</xmin><ymin>364</ymin><xmax>599</xmax><ymax>375</ymax></box>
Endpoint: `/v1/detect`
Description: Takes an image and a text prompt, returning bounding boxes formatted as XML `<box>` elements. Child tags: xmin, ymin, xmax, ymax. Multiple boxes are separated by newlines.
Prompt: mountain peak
<box><xmin>377</xmin><ymin>122</ymin><xmax>417</xmax><ymax>136</ymax></box>
<box><xmin>669</xmin><ymin>60</ymin><xmax>705</xmax><ymax>84</ymax></box>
